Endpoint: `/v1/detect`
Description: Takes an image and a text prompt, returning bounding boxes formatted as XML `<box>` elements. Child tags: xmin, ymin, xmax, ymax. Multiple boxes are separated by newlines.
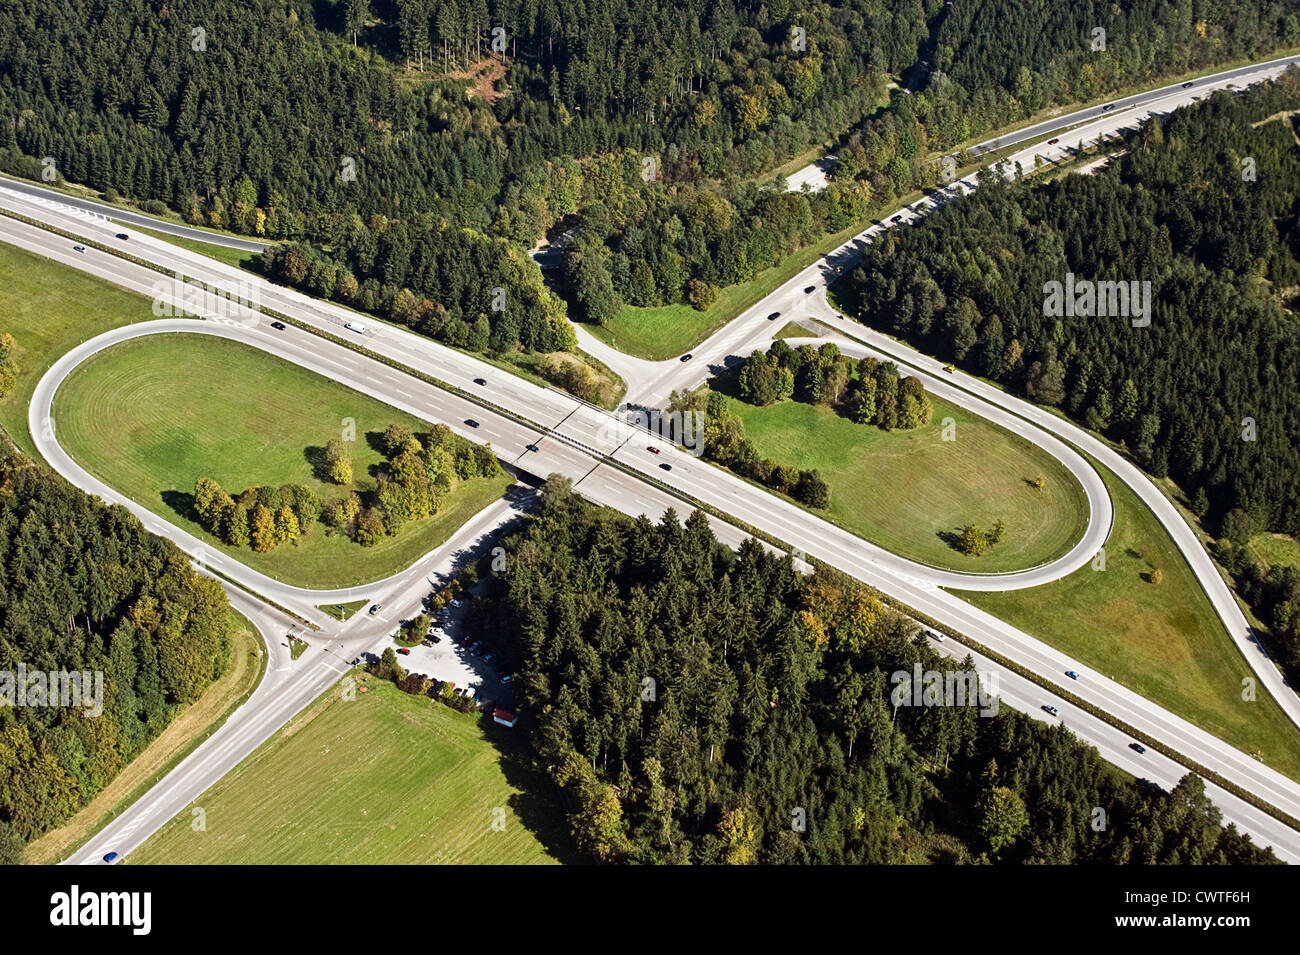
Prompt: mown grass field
<box><xmin>131</xmin><ymin>677</ymin><xmax>570</xmax><ymax>865</ymax></box>
<box><xmin>53</xmin><ymin>334</ymin><xmax>512</xmax><ymax>589</ymax></box>
<box><xmin>957</xmin><ymin>456</ymin><xmax>1300</xmax><ymax>783</ymax></box>
<box><xmin>0</xmin><ymin>241</ymin><xmax>162</xmax><ymax>457</ymax></box>
<box><xmin>724</xmin><ymin>392</ymin><xmax>1090</xmax><ymax>573</ymax></box>
<box><xmin>25</xmin><ymin>612</ymin><xmax>265</xmax><ymax>864</ymax></box>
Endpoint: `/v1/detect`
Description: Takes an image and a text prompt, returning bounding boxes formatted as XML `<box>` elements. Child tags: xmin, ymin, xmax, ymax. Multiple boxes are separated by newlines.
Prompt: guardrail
<box><xmin>10</xmin><ymin>204</ymin><xmax>1299</xmax><ymax>840</ymax></box>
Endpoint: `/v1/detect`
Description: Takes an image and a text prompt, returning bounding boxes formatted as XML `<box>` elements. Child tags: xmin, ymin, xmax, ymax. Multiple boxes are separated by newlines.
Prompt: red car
<box><xmin>647</xmin><ymin>446</ymin><xmax>660</xmax><ymax>454</ymax></box>
<box><xmin>396</xmin><ymin>647</ymin><xmax>411</xmax><ymax>656</ymax></box>
<box><xmin>1047</xmin><ymin>138</ymin><xmax>1059</xmax><ymax>145</ymax></box>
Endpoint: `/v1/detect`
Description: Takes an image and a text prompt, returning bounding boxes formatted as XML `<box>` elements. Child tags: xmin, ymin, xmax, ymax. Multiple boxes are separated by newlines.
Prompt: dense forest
<box><xmin>847</xmin><ymin>73</ymin><xmax>1300</xmax><ymax>537</ymax></box>
<box><xmin>0</xmin><ymin>0</ymin><xmax>912</xmax><ymax>237</ymax></box>
<box><xmin>0</xmin><ymin>439</ymin><xmax>233</xmax><ymax>861</ymax></box>
<box><xmin>469</xmin><ymin>479</ymin><xmax>1274</xmax><ymax>863</ymax></box>
<box><xmin>4</xmin><ymin>0</ymin><xmax>1293</xmax><ymax>359</ymax></box>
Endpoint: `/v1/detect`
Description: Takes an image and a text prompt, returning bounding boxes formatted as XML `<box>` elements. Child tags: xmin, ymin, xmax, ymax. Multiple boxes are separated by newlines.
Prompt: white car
<box><xmin>344</xmin><ymin>320</ymin><xmax>367</xmax><ymax>334</ymax></box>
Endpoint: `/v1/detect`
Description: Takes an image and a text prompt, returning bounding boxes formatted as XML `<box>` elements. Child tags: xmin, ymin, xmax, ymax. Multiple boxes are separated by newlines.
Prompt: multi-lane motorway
<box><xmin>8</xmin><ymin>202</ymin><xmax>1300</xmax><ymax>863</ymax></box>
<box><xmin>4</xmin><ymin>53</ymin><xmax>1300</xmax><ymax>862</ymax></box>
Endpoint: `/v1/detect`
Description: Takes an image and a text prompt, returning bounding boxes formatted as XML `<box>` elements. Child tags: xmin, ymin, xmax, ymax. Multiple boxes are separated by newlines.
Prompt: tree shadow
<box><xmin>489</xmin><ymin>725</ymin><xmax>582</xmax><ymax>864</ymax></box>
<box><xmin>304</xmin><ymin>445</ymin><xmax>329</xmax><ymax>482</ymax></box>
<box><xmin>161</xmin><ymin>489</ymin><xmax>197</xmax><ymax>524</ymax></box>
<box><xmin>937</xmin><ymin>528</ymin><xmax>964</xmax><ymax>552</ymax></box>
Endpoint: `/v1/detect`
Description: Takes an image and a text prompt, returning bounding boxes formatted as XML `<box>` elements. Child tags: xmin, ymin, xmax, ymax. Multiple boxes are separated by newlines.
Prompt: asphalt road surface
<box><xmin>8</xmin><ymin>210</ymin><xmax>1300</xmax><ymax>862</ymax></box>
<box><xmin>7</xmin><ymin>53</ymin><xmax>1300</xmax><ymax>859</ymax></box>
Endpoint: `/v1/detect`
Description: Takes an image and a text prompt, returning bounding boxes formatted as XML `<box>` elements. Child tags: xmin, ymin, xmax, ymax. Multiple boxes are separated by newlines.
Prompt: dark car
<box><xmin>659</xmin><ymin>463</ymin><xmax>672</xmax><ymax>471</ymax></box>
<box><xmin>890</xmin><ymin>215</ymin><xmax>904</xmax><ymax>223</ymax></box>
<box><xmin>473</xmin><ymin>377</ymin><xmax>487</xmax><ymax>385</ymax></box>
<box><xmin>270</xmin><ymin>320</ymin><xmax>286</xmax><ymax>330</ymax></box>
<box><xmin>73</xmin><ymin>244</ymin><xmax>86</xmax><ymax>252</ymax></box>
<box><xmin>368</xmin><ymin>604</ymin><xmax>383</xmax><ymax>615</ymax></box>
<box><xmin>768</xmin><ymin>311</ymin><xmax>781</xmax><ymax>320</ymax></box>
<box><xmin>1047</xmin><ymin>138</ymin><xmax>1060</xmax><ymax>145</ymax></box>
<box><xmin>525</xmin><ymin>443</ymin><xmax>540</xmax><ymax>452</ymax></box>
<box><xmin>396</xmin><ymin>647</ymin><xmax>411</xmax><ymax>656</ymax></box>
<box><xmin>680</xmin><ymin>353</ymin><xmax>693</xmax><ymax>362</ymax></box>
<box><xmin>103</xmin><ymin>852</ymin><xmax>119</xmax><ymax>863</ymax></box>
<box><xmin>1102</xmin><ymin>103</ymin><xmax>1115</xmax><ymax>111</ymax></box>
<box><xmin>804</xmin><ymin>285</ymin><xmax>816</xmax><ymax>293</ymax></box>
<box><xmin>1129</xmin><ymin>742</ymin><xmax>1146</xmax><ymax>754</ymax></box>
<box><xmin>115</xmin><ymin>233</ymin><xmax>129</xmax><ymax>240</ymax></box>
<box><xmin>465</xmin><ymin>419</ymin><xmax>479</xmax><ymax>428</ymax></box>
<box><xmin>1181</xmin><ymin>82</ymin><xmax>1193</xmax><ymax>89</ymax></box>
<box><xmin>1065</xmin><ymin>670</ymin><xmax>1080</xmax><ymax>680</ymax></box>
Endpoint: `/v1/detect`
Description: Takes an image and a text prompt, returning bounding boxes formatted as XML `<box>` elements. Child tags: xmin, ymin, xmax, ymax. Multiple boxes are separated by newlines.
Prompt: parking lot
<box><xmin>376</xmin><ymin>595</ymin><xmax>512</xmax><ymax>709</ymax></box>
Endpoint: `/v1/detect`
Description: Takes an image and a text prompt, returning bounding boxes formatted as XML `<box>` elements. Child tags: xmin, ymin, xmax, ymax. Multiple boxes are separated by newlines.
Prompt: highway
<box><xmin>964</xmin><ymin>53</ymin><xmax>1300</xmax><ymax>157</ymax></box>
<box><xmin>8</xmin><ymin>203</ymin><xmax>1300</xmax><ymax>862</ymax></box>
<box><xmin>0</xmin><ymin>173</ymin><xmax>269</xmax><ymax>253</ymax></box>
<box><xmin>5</xmin><ymin>52</ymin><xmax>1300</xmax><ymax>861</ymax></box>
<box><xmin>777</xmin><ymin>52</ymin><xmax>1300</xmax><ymax>192</ymax></box>
<box><xmin>3</xmin><ymin>204</ymin><xmax>1107</xmax><ymax>592</ymax></box>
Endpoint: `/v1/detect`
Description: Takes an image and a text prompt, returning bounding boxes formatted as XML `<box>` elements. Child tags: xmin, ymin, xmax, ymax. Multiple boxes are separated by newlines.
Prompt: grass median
<box><xmin>0</xmin><ymin>241</ymin><xmax>161</xmax><ymax>457</ymax></box>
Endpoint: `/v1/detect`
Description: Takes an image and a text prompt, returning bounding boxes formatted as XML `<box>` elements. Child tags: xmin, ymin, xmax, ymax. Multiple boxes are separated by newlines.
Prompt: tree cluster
<box><xmin>670</xmin><ymin>389</ymin><xmax>831</xmax><ymax>508</ymax></box>
<box><xmin>192</xmin><ymin>423</ymin><xmax>502</xmax><ymax>551</ymax></box>
<box><xmin>258</xmin><ymin>218</ymin><xmax>574</xmax><ymax>357</ymax></box>
<box><xmin>193</xmin><ymin>479</ymin><xmax>319</xmax><ymax>553</ymax></box>
<box><xmin>739</xmin><ymin>340</ymin><xmax>933</xmax><ymax>430</ymax></box>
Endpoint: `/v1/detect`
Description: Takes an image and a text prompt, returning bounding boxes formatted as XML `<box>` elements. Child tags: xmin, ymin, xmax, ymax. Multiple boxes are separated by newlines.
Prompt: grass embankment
<box><xmin>1251</xmin><ymin>533</ymin><xmax>1300</xmax><ymax>571</ymax></box>
<box><xmin>131</xmin><ymin>676</ymin><xmax>570</xmax><ymax>864</ymax></box>
<box><xmin>129</xmin><ymin>224</ymin><xmax>262</xmax><ymax>270</ymax></box>
<box><xmin>23</xmin><ymin>612</ymin><xmax>266</xmax><ymax>864</ymax></box>
<box><xmin>723</xmin><ymin>392</ymin><xmax>1089</xmax><ymax>573</ymax></box>
<box><xmin>0</xmin><ymin>241</ymin><xmax>162</xmax><ymax>457</ymax></box>
<box><xmin>53</xmin><ymin>334</ymin><xmax>511</xmax><ymax>589</ymax></box>
<box><xmin>956</xmin><ymin>456</ymin><xmax>1300</xmax><ymax>783</ymax></box>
